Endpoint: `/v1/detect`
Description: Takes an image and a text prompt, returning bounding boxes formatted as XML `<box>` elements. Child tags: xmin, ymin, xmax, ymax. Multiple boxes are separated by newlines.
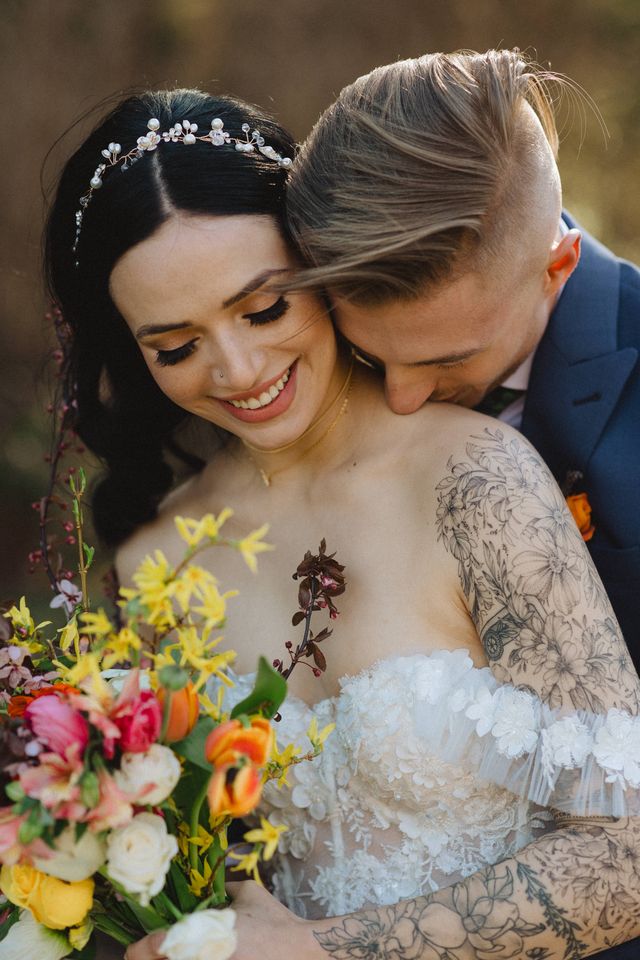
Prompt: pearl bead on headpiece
<box><xmin>73</xmin><ymin>116</ymin><xmax>293</xmax><ymax>265</ymax></box>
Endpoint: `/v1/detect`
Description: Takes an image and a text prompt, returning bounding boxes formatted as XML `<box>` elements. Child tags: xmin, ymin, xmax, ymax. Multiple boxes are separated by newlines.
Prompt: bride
<box><xmin>45</xmin><ymin>89</ymin><xmax>640</xmax><ymax>959</ymax></box>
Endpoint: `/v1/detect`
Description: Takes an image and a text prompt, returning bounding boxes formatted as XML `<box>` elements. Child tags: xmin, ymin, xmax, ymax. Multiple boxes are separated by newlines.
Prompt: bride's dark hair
<box><xmin>44</xmin><ymin>89</ymin><xmax>295</xmax><ymax>548</ymax></box>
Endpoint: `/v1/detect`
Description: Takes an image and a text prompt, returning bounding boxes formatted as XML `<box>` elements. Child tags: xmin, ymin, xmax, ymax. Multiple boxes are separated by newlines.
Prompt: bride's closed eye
<box><xmin>243</xmin><ymin>296</ymin><xmax>290</xmax><ymax>326</ymax></box>
<box><xmin>153</xmin><ymin>298</ymin><xmax>291</xmax><ymax>366</ymax></box>
<box><xmin>155</xmin><ymin>339</ymin><xmax>199</xmax><ymax>367</ymax></box>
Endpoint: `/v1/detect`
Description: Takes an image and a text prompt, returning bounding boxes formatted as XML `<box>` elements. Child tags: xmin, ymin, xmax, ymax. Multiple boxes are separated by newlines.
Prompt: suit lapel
<box><xmin>522</xmin><ymin>216</ymin><xmax>638</xmax><ymax>480</ymax></box>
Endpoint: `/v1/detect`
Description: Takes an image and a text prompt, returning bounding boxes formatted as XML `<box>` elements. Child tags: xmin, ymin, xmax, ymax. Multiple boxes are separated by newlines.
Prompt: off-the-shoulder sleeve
<box><xmin>401</xmin><ymin>650</ymin><xmax>640</xmax><ymax>817</ymax></box>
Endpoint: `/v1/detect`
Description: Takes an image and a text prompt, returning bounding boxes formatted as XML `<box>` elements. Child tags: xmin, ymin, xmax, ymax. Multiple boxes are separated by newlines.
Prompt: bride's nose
<box><xmin>209</xmin><ymin>338</ymin><xmax>261</xmax><ymax>392</ymax></box>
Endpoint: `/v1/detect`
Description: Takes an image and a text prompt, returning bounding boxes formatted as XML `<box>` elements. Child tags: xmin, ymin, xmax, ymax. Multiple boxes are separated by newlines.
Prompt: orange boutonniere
<box><xmin>566</xmin><ymin>492</ymin><xmax>595</xmax><ymax>542</ymax></box>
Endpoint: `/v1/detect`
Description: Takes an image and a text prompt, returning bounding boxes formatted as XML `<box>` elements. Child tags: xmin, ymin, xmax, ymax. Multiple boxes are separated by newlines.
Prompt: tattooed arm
<box><xmin>301</xmin><ymin>428</ymin><xmax>640</xmax><ymax>960</ymax></box>
<box><xmin>310</xmin><ymin>817</ymin><xmax>640</xmax><ymax>959</ymax></box>
<box><xmin>433</xmin><ymin>426</ymin><xmax>639</xmax><ymax>714</ymax></box>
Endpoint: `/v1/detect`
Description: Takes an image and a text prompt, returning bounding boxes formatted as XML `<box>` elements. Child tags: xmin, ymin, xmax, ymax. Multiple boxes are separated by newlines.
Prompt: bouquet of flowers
<box><xmin>0</xmin><ymin>474</ymin><xmax>345</xmax><ymax>960</ymax></box>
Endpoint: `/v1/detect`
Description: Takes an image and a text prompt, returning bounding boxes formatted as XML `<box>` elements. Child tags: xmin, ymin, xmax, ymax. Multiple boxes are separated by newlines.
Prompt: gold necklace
<box><xmin>243</xmin><ymin>360</ymin><xmax>354</xmax><ymax>487</ymax></box>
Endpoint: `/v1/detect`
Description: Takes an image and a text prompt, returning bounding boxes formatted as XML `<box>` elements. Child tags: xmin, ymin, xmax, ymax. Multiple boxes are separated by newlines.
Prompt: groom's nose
<box><xmin>384</xmin><ymin>366</ymin><xmax>437</xmax><ymax>414</ymax></box>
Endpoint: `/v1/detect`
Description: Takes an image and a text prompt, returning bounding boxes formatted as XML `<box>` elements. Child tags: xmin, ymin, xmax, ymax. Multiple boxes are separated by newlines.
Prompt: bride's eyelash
<box><xmin>244</xmin><ymin>296</ymin><xmax>290</xmax><ymax>326</ymax></box>
<box><xmin>439</xmin><ymin>360</ymin><xmax>466</xmax><ymax>369</ymax></box>
<box><xmin>155</xmin><ymin>339</ymin><xmax>198</xmax><ymax>367</ymax></box>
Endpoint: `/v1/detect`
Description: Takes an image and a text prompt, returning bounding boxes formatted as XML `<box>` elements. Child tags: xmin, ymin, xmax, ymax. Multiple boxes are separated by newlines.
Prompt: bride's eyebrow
<box><xmin>221</xmin><ymin>268</ymin><xmax>289</xmax><ymax>309</ymax></box>
<box><xmin>136</xmin><ymin>321</ymin><xmax>191</xmax><ymax>340</ymax></box>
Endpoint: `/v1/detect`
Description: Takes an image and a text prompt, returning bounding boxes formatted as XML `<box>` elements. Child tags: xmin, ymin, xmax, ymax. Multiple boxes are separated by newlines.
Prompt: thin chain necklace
<box><xmin>242</xmin><ymin>359</ymin><xmax>354</xmax><ymax>487</ymax></box>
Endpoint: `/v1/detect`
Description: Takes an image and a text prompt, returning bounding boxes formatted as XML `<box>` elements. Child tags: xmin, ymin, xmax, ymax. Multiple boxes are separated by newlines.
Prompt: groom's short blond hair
<box><xmin>287</xmin><ymin>49</ymin><xmax>564</xmax><ymax>302</ymax></box>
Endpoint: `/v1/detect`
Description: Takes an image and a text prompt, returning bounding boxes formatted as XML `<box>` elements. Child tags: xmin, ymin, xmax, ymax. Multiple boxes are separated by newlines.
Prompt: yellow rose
<box><xmin>0</xmin><ymin>862</ymin><xmax>94</xmax><ymax>930</ymax></box>
<box><xmin>32</xmin><ymin>872</ymin><xmax>94</xmax><ymax>930</ymax></box>
<box><xmin>0</xmin><ymin>862</ymin><xmax>42</xmax><ymax>913</ymax></box>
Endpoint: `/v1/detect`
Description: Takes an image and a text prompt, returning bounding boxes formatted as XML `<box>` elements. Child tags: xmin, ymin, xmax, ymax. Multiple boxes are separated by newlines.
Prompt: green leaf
<box><xmin>80</xmin><ymin>771</ymin><xmax>100</xmax><ymax>808</ymax></box>
<box><xmin>5</xmin><ymin>781</ymin><xmax>24</xmax><ymax>802</ymax></box>
<box><xmin>18</xmin><ymin>816</ymin><xmax>43</xmax><ymax>845</ymax></box>
<box><xmin>91</xmin><ymin>913</ymin><xmax>137</xmax><ymax>947</ymax></box>
<box><xmin>116</xmin><ymin>897</ymin><xmax>167</xmax><ymax>934</ymax></box>
<box><xmin>172</xmin><ymin>716</ymin><xmax>216</xmax><ymax>770</ymax></box>
<box><xmin>75</xmin><ymin>821</ymin><xmax>89</xmax><ymax>842</ymax></box>
<box><xmin>167</xmin><ymin>860</ymin><xmax>199</xmax><ymax>914</ymax></box>
<box><xmin>172</xmin><ymin>759</ymin><xmax>212</xmax><ymax>812</ymax></box>
<box><xmin>230</xmin><ymin>656</ymin><xmax>287</xmax><ymax>720</ymax></box>
<box><xmin>0</xmin><ymin>906</ymin><xmax>21</xmax><ymax>941</ymax></box>
<box><xmin>83</xmin><ymin>544</ymin><xmax>95</xmax><ymax>567</ymax></box>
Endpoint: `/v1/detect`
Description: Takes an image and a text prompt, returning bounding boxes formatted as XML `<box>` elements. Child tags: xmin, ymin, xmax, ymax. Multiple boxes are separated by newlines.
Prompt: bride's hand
<box><xmin>226</xmin><ymin>880</ymin><xmax>319</xmax><ymax>959</ymax></box>
<box><xmin>123</xmin><ymin>882</ymin><xmax>317</xmax><ymax>960</ymax></box>
<box><xmin>124</xmin><ymin>930</ymin><xmax>167</xmax><ymax>960</ymax></box>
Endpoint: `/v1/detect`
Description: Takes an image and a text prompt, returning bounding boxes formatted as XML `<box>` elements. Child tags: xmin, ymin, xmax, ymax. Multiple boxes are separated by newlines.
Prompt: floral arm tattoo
<box><xmin>310</xmin><ymin>429</ymin><xmax>640</xmax><ymax>959</ymax></box>
<box><xmin>312</xmin><ymin>818</ymin><xmax>640</xmax><ymax>958</ymax></box>
<box><xmin>434</xmin><ymin>427</ymin><xmax>639</xmax><ymax>713</ymax></box>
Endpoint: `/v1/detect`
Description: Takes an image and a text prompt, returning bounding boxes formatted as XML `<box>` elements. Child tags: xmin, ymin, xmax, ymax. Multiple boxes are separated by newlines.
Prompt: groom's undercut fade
<box><xmin>286</xmin><ymin>49</ymin><xmax>566</xmax><ymax>304</ymax></box>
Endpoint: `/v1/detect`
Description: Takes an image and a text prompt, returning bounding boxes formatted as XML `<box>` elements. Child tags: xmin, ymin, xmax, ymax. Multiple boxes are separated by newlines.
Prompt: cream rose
<box><xmin>114</xmin><ymin>743</ymin><xmax>181</xmax><ymax>805</ymax></box>
<box><xmin>162</xmin><ymin>909</ymin><xmax>237</xmax><ymax>960</ymax></box>
<box><xmin>33</xmin><ymin>825</ymin><xmax>106</xmax><ymax>882</ymax></box>
<box><xmin>105</xmin><ymin>812</ymin><xmax>178</xmax><ymax>906</ymax></box>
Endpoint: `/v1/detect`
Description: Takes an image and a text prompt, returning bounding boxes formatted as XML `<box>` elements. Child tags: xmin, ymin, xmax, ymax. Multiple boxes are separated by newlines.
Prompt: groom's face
<box><xmin>331</xmin><ymin>244</ymin><xmax>571</xmax><ymax>414</ymax></box>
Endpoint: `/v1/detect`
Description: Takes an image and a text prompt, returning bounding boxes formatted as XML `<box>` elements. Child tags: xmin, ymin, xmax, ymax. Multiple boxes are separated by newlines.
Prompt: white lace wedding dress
<box><xmin>225</xmin><ymin>649</ymin><xmax>640</xmax><ymax>920</ymax></box>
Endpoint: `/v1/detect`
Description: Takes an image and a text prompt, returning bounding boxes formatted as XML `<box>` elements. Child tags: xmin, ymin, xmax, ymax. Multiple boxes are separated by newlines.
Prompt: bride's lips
<box><xmin>215</xmin><ymin>360</ymin><xmax>298</xmax><ymax>423</ymax></box>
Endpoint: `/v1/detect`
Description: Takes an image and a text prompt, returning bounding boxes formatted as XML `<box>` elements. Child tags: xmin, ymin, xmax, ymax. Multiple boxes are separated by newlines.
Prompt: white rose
<box><xmin>162</xmin><ymin>909</ymin><xmax>237</xmax><ymax>960</ymax></box>
<box><xmin>101</xmin><ymin>668</ymin><xmax>152</xmax><ymax>694</ymax></box>
<box><xmin>0</xmin><ymin>910</ymin><xmax>71</xmax><ymax>960</ymax></box>
<box><xmin>114</xmin><ymin>743</ymin><xmax>181</xmax><ymax>805</ymax></box>
<box><xmin>32</xmin><ymin>825</ymin><xmax>106</xmax><ymax>882</ymax></box>
<box><xmin>106</xmin><ymin>812</ymin><xmax>178</xmax><ymax>906</ymax></box>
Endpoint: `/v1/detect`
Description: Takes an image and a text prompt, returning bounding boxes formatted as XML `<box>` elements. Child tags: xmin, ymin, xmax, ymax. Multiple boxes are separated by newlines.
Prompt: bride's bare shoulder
<box><xmin>115</xmin><ymin>467</ymin><xmax>214</xmax><ymax>586</ymax></box>
<box><xmin>387</xmin><ymin>401</ymin><xmax>512</xmax><ymax>472</ymax></box>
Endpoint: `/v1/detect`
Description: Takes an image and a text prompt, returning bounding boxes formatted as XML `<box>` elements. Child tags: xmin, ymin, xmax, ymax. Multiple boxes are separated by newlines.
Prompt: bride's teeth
<box><xmin>227</xmin><ymin>365</ymin><xmax>292</xmax><ymax>411</ymax></box>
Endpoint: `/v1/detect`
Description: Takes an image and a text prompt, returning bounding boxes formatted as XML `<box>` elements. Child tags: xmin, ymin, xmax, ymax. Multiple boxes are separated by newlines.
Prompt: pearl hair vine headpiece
<box><xmin>73</xmin><ymin>116</ymin><xmax>293</xmax><ymax>264</ymax></box>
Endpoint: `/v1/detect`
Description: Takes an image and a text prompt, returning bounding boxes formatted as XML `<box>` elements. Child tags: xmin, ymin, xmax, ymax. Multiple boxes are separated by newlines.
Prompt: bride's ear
<box><xmin>544</xmin><ymin>228</ymin><xmax>581</xmax><ymax>294</ymax></box>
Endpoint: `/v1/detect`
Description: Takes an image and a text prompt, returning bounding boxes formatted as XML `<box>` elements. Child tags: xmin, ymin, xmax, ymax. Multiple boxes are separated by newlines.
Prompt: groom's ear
<box><xmin>544</xmin><ymin>228</ymin><xmax>581</xmax><ymax>294</ymax></box>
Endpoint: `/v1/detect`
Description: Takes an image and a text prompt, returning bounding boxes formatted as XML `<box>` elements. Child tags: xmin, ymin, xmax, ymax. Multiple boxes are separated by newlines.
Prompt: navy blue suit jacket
<box><xmin>521</xmin><ymin>217</ymin><xmax>640</xmax><ymax>960</ymax></box>
<box><xmin>522</xmin><ymin>213</ymin><xmax>640</xmax><ymax>656</ymax></box>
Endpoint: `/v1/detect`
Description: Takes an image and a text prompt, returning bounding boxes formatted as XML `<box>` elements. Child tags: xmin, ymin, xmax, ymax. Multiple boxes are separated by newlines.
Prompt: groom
<box><xmin>287</xmin><ymin>49</ymin><xmax>640</xmax><ymax>667</ymax></box>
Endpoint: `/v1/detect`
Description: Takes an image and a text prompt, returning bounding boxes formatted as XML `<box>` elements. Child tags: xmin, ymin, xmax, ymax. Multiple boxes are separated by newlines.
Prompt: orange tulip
<box><xmin>207</xmin><ymin>763</ymin><xmax>263</xmax><ymax>818</ymax></box>
<box><xmin>157</xmin><ymin>682</ymin><xmax>199</xmax><ymax>742</ymax></box>
<box><xmin>566</xmin><ymin>492</ymin><xmax>595</xmax><ymax>542</ymax></box>
<box><xmin>205</xmin><ymin>717</ymin><xmax>274</xmax><ymax>768</ymax></box>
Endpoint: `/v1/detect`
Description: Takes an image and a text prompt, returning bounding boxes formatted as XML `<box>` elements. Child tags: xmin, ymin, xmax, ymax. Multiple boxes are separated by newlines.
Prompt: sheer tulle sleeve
<box><xmin>400</xmin><ymin>649</ymin><xmax>640</xmax><ymax>817</ymax></box>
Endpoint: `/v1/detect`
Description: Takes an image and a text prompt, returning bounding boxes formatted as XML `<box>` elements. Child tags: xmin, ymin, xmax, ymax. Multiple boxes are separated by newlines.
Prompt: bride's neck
<box><xmin>239</xmin><ymin>352</ymin><xmax>373</xmax><ymax>487</ymax></box>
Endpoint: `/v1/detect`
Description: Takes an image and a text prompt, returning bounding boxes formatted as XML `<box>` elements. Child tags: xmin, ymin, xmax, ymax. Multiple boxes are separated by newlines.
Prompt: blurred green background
<box><xmin>1</xmin><ymin>0</ymin><xmax>639</xmax><ymax>611</ymax></box>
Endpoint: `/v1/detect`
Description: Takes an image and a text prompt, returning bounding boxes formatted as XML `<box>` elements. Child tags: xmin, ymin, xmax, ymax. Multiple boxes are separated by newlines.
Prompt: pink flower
<box><xmin>25</xmin><ymin>696</ymin><xmax>89</xmax><ymax>758</ymax></box>
<box><xmin>49</xmin><ymin>578</ymin><xmax>83</xmax><ymax>614</ymax></box>
<box><xmin>85</xmin><ymin>770</ymin><xmax>133</xmax><ymax>831</ymax></box>
<box><xmin>0</xmin><ymin>806</ymin><xmax>52</xmax><ymax>865</ymax></box>
<box><xmin>110</xmin><ymin>673</ymin><xmax>161</xmax><ymax>754</ymax></box>
<box><xmin>19</xmin><ymin>749</ymin><xmax>84</xmax><ymax>812</ymax></box>
<box><xmin>0</xmin><ymin>807</ymin><xmax>26</xmax><ymax>865</ymax></box>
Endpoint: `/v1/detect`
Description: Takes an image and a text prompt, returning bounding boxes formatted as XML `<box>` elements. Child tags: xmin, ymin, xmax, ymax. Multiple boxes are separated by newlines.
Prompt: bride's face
<box><xmin>109</xmin><ymin>214</ymin><xmax>337</xmax><ymax>449</ymax></box>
